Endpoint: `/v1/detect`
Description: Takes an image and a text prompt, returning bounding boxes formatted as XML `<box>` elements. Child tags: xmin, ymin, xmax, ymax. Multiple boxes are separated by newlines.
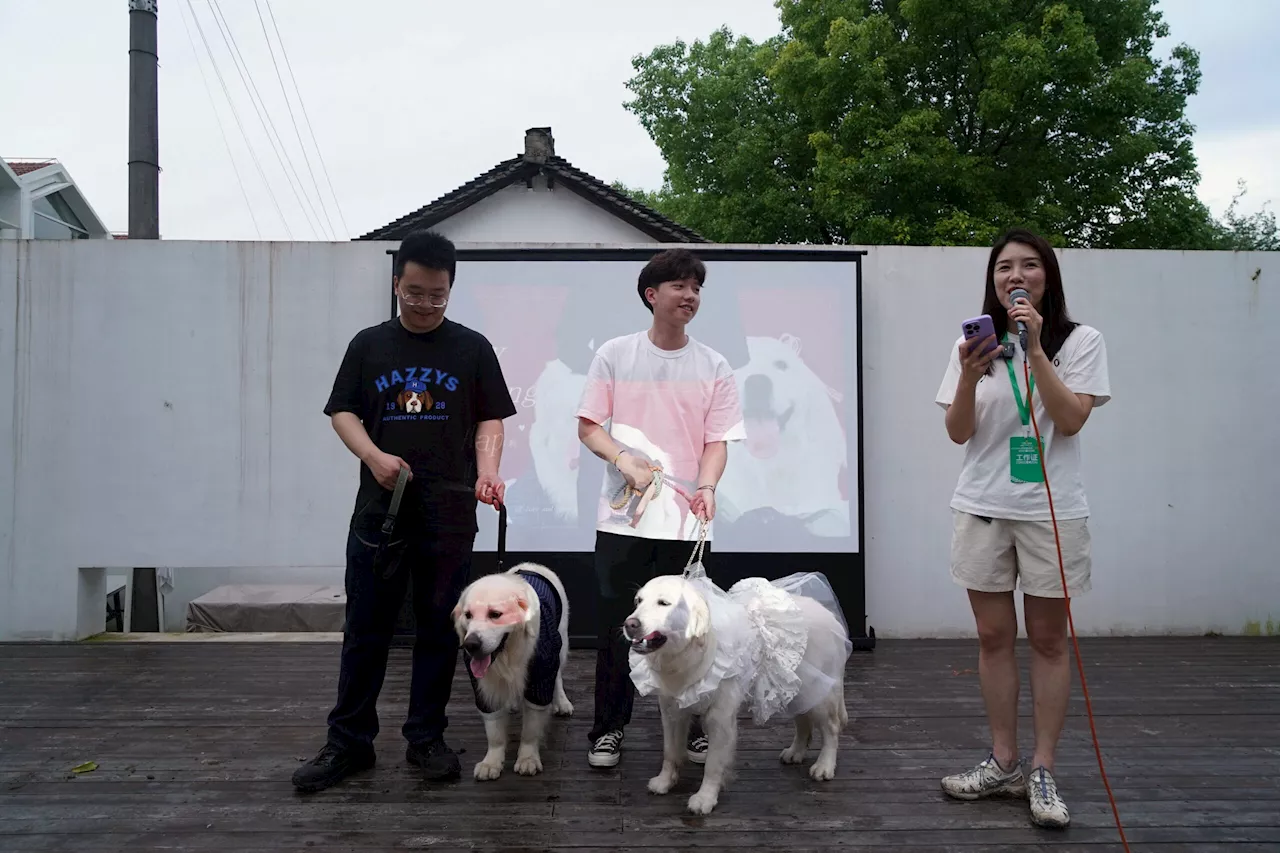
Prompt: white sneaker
<box><xmin>941</xmin><ymin>753</ymin><xmax>1027</xmax><ymax>800</ymax></box>
<box><xmin>1028</xmin><ymin>766</ymin><xmax>1070</xmax><ymax>828</ymax></box>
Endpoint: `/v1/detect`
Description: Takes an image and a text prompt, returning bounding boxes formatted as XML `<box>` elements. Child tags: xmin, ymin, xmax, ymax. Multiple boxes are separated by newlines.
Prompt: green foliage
<box><xmin>621</xmin><ymin>0</ymin><xmax>1278</xmax><ymax>250</ymax></box>
<box><xmin>1208</xmin><ymin>182</ymin><xmax>1280</xmax><ymax>252</ymax></box>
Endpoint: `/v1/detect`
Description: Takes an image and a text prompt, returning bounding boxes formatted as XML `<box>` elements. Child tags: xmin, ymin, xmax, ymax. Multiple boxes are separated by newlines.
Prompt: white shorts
<box><xmin>950</xmin><ymin>510</ymin><xmax>1091</xmax><ymax>598</ymax></box>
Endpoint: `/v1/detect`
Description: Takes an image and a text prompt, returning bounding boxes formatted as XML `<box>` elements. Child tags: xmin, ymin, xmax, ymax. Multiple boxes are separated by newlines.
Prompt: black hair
<box><xmin>637</xmin><ymin>248</ymin><xmax>706</xmax><ymax>312</ymax></box>
<box><xmin>981</xmin><ymin>228</ymin><xmax>1078</xmax><ymax>364</ymax></box>
<box><xmin>394</xmin><ymin>229</ymin><xmax>457</xmax><ymax>284</ymax></box>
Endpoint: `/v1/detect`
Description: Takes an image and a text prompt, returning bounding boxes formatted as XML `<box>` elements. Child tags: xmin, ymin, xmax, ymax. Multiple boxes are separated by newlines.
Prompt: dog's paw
<box><xmin>647</xmin><ymin>773</ymin><xmax>677</xmax><ymax>795</ymax></box>
<box><xmin>553</xmin><ymin>699</ymin><xmax>574</xmax><ymax>717</ymax></box>
<box><xmin>473</xmin><ymin>759</ymin><xmax>504</xmax><ymax>781</ymax></box>
<box><xmin>809</xmin><ymin>760</ymin><xmax>836</xmax><ymax>781</ymax></box>
<box><xmin>686</xmin><ymin>790</ymin><xmax>718</xmax><ymax>815</ymax></box>
<box><xmin>779</xmin><ymin>745</ymin><xmax>807</xmax><ymax>764</ymax></box>
<box><xmin>513</xmin><ymin>752</ymin><xmax>543</xmax><ymax>776</ymax></box>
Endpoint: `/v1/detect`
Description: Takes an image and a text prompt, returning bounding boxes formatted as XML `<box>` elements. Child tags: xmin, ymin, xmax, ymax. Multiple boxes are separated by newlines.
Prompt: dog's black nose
<box><xmin>623</xmin><ymin>617</ymin><xmax>641</xmax><ymax>638</ymax></box>
<box><xmin>744</xmin><ymin>373</ymin><xmax>773</xmax><ymax>414</ymax></box>
<box><xmin>461</xmin><ymin>635</ymin><xmax>484</xmax><ymax>656</ymax></box>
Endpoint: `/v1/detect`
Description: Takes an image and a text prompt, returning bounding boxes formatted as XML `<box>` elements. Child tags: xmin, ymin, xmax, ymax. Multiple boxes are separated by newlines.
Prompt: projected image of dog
<box><xmin>528</xmin><ymin>358</ymin><xmax>588</xmax><ymax>520</ymax></box>
<box><xmin>452</xmin><ymin>563</ymin><xmax>573</xmax><ymax>780</ymax></box>
<box><xmin>716</xmin><ymin>335</ymin><xmax>850</xmax><ymax>537</ymax></box>
<box><xmin>624</xmin><ymin>575</ymin><xmax>850</xmax><ymax>815</ymax></box>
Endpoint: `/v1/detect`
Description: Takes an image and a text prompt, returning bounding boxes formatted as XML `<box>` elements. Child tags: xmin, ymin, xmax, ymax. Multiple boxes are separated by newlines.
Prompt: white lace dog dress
<box><xmin>629</xmin><ymin>566</ymin><xmax>852</xmax><ymax>725</ymax></box>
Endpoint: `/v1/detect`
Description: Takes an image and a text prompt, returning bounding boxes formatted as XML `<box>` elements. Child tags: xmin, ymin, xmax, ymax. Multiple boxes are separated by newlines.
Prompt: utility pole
<box><xmin>128</xmin><ymin>0</ymin><xmax>159</xmax><ymax>239</ymax></box>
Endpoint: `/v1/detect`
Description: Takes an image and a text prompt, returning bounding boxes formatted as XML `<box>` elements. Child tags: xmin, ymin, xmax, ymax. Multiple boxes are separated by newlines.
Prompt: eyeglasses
<box><xmin>400</xmin><ymin>292</ymin><xmax>448</xmax><ymax>308</ymax></box>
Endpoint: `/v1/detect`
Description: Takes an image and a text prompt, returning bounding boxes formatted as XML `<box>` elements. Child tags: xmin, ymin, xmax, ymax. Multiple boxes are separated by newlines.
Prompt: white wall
<box><xmin>0</xmin><ymin>240</ymin><xmax>1276</xmax><ymax>640</ymax></box>
<box><xmin>0</xmin><ymin>239</ymin><xmax>391</xmax><ymax>640</ymax></box>
<box><xmin>431</xmin><ymin>181</ymin><xmax>655</xmax><ymax>244</ymax></box>
<box><xmin>860</xmin><ymin>245</ymin><xmax>1278</xmax><ymax>637</ymax></box>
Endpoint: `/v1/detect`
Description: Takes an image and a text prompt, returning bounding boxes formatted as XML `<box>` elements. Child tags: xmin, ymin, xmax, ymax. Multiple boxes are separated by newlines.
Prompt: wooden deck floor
<box><xmin>1</xmin><ymin>637</ymin><xmax>1277</xmax><ymax>851</ymax></box>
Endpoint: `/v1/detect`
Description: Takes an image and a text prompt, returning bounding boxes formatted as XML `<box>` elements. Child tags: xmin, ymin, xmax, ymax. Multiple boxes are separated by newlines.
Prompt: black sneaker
<box><xmin>291</xmin><ymin>743</ymin><xmax>375</xmax><ymax>793</ymax></box>
<box><xmin>405</xmin><ymin>738</ymin><xmax>461</xmax><ymax>782</ymax></box>
<box><xmin>588</xmin><ymin>730</ymin><xmax>623</xmax><ymax>768</ymax></box>
<box><xmin>686</xmin><ymin>733</ymin><xmax>708</xmax><ymax>764</ymax></box>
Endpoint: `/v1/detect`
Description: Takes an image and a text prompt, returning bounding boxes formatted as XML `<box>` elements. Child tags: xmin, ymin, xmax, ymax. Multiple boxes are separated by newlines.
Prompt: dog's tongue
<box><xmin>643</xmin><ymin>631</ymin><xmax>662</xmax><ymax>642</ymax></box>
<box><xmin>746</xmin><ymin>416</ymin><xmax>781</xmax><ymax>459</ymax></box>
<box><xmin>468</xmin><ymin>654</ymin><xmax>492</xmax><ymax>680</ymax></box>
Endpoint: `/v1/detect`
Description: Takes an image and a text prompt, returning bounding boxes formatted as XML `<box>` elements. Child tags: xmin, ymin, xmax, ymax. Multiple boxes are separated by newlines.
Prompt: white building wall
<box><xmin>429</xmin><ymin>182</ymin><xmax>657</xmax><ymax>244</ymax></box>
<box><xmin>0</xmin><ymin>239</ymin><xmax>1276</xmax><ymax>641</ymax></box>
<box><xmin>859</xmin><ymin>245</ymin><xmax>1277</xmax><ymax>638</ymax></box>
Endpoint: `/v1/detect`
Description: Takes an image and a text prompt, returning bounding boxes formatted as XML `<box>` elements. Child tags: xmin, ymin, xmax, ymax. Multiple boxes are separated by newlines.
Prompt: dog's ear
<box><xmin>691</xmin><ymin>591</ymin><xmax>711</xmax><ymax>637</ymax></box>
<box><xmin>667</xmin><ymin>596</ymin><xmax>691</xmax><ymax>636</ymax></box>
<box><xmin>515</xmin><ymin>595</ymin><xmax>534</xmax><ymax>622</ymax></box>
<box><xmin>684</xmin><ymin>590</ymin><xmax>711</xmax><ymax>640</ymax></box>
<box><xmin>450</xmin><ymin>601</ymin><xmax>466</xmax><ymax>639</ymax></box>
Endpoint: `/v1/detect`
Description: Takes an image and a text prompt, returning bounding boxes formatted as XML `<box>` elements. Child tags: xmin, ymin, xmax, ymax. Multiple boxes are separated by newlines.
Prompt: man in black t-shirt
<box><xmin>292</xmin><ymin>230</ymin><xmax>517</xmax><ymax>793</ymax></box>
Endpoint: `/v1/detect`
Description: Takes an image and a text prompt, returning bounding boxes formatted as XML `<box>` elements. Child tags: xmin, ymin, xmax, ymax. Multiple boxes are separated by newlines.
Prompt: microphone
<box><xmin>1009</xmin><ymin>287</ymin><xmax>1030</xmax><ymax>353</ymax></box>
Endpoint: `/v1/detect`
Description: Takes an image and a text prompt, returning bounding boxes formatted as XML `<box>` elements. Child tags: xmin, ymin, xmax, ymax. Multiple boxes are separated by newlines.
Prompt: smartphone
<box><xmin>961</xmin><ymin>314</ymin><xmax>999</xmax><ymax>356</ymax></box>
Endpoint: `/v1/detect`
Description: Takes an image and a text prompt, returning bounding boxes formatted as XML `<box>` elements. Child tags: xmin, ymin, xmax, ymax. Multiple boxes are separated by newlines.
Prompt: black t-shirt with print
<box><xmin>324</xmin><ymin>317</ymin><xmax>516</xmax><ymax>536</ymax></box>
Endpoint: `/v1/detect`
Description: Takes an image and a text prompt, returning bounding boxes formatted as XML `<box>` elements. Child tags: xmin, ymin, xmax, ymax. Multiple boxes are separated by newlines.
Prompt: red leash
<box><xmin>1023</xmin><ymin>356</ymin><xmax>1130</xmax><ymax>850</ymax></box>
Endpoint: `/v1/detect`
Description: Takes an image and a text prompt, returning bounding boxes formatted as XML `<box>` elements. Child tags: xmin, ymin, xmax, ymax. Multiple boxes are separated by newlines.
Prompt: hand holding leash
<box><xmin>683</xmin><ymin>520</ymin><xmax>709</xmax><ymax>579</ymax></box>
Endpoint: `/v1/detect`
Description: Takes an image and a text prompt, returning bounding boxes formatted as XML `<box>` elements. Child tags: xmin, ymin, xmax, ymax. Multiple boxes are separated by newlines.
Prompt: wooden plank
<box><xmin>0</xmin><ymin>638</ymin><xmax>1276</xmax><ymax>851</ymax></box>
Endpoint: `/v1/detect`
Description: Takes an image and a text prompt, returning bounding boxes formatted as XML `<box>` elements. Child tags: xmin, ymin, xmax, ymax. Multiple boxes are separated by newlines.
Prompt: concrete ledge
<box><xmin>82</xmin><ymin>631</ymin><xmax>343</xmax><ymax>642</ymax></box>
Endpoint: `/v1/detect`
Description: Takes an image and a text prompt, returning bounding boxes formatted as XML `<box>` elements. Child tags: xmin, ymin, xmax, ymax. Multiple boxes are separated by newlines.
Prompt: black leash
<box><xmin>376</xmin><ymin>467</ymin><xmax>412</xmax><ymax>579</ymax></box>
<box><xmin>495</xmin><ymin>498</ymin><xmax>507</xmax><ymax>572</ymax></box>
<box><xmin>374</xmin><ymin>467</ymin><xmax>508</xmax><ymax>579</ymax></box>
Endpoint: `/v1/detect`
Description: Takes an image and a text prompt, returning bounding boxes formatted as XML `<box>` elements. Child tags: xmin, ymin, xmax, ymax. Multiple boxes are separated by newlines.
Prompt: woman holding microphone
<box><xmin>934</xmin><ymin>228</ymin><xmax>1111</xmax><ymax>829</ymax></box>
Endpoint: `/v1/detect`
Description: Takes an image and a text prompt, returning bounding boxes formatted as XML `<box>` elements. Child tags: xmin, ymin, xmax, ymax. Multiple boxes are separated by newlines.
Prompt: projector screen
<box><xmin>409</xmin><ymin>248</ymin><xmax>863</xmax><ymax>555</ymax></box>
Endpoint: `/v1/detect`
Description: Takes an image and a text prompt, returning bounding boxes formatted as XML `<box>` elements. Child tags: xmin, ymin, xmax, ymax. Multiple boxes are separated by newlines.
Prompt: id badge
<box><xmin>1010</xmin><ymin>436</ymin><xmax>1045</xmax><ymax>483</ymax></box>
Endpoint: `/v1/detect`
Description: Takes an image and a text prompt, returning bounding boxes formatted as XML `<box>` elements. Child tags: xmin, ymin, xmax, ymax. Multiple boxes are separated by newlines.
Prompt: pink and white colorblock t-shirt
<box><xmin>575</xmin><ymin>331</ymin><xmax>747</xmax><ymax>541</ymax></box>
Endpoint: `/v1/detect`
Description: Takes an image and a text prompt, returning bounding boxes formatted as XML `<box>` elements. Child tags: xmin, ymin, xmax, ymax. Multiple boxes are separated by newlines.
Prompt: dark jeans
<box><xmin>589</xmin><ymin>530</ymin><xmax>709</xmax><ymax>744</ymax></box>
<box><xmin>325</xmin><ymin>519</ymin><xmax>474</xmax><ymax>753</ymax></box>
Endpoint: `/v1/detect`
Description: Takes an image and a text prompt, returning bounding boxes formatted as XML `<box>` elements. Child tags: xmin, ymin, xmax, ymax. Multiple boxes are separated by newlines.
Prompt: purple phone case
<box><xmin>962</xmin><ymin>314</ymin><xmax>999</xmax><ymax>355</ymax></box>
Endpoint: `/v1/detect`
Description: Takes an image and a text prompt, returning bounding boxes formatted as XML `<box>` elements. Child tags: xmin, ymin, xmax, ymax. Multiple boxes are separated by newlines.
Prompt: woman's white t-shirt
<box><xmin>935</xmin><ymin>324</ymin><xmax>1111</xmax><ymax>521</ymax></box>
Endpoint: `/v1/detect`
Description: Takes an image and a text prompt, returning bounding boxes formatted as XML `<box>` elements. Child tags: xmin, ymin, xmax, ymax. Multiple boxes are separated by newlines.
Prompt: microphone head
<box><xmin>1008</xmin><ymin>287</ymin><xmax>1031</xmax><ymax>350</ymax></box>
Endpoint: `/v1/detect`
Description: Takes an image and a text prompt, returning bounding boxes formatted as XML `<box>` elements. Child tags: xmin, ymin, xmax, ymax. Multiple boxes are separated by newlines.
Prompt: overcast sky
<box><xmin>3</xmin><ymin>0</ymin><xmax>1276</xmax><ymax>241</ymax></box>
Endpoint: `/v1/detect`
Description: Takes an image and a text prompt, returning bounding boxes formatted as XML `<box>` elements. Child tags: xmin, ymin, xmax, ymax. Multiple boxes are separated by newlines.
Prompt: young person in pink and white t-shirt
<box><xmin>574</xmin><ymin>248</ymin><xmax>747</xmax><ymax>768</ymax></box>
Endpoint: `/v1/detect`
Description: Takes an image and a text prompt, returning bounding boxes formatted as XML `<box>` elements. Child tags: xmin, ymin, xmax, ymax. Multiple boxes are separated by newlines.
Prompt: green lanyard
<box><xmin>1004</xmin><ymin>350</ymin><xmax>1035</xmax><ymax>427</ymax></box>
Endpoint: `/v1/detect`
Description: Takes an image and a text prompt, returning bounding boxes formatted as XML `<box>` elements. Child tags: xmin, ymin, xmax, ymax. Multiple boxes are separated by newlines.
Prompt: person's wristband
<box><xmin>611</xmin><ymin>449</ymin><xmax>626</xmax><ymax>467</ymax></box>
<box><xmin>696</xmin><ymin>484</ymin><xmax>715</xmax><ymax>493</ymax></box>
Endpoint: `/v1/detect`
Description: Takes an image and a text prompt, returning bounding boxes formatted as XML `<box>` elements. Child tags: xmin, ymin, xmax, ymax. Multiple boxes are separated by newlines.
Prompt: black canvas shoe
<box><xmin>291</xmin><ymin>743</ymin><xmax>375</xmax><ymax>793</ymax></box>
<box><xmin>406</xmin><ymin>737</ymin><xmax>461</xmax><ymax>781</ymax></box>
<box><xmin>588</xmin><ymin>730</ymin><xmax>624</xmax><ymax>768</ymax></box>
<box><xmin>687</xmin><ymin>733</ymin><xmax>708</xmax><ymax>764</ymax></box>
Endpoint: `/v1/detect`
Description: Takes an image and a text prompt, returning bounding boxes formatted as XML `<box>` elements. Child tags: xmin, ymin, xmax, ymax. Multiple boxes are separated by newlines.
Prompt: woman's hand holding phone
<box><xmin>958</xmin><ymin>334</ymin><xmax>1000</xmax><ymax>387</ymax></box>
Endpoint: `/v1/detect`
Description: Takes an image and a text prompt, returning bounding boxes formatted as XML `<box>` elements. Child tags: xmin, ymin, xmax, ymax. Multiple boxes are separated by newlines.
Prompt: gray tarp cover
<box><xmin>185</xmin><ymin>584</ymin><xmax>346</xmax><ymax>632</ymax></box>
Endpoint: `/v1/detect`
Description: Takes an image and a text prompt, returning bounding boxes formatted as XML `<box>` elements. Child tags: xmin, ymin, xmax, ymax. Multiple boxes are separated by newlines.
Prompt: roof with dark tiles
<box><xmin>355</xmin><ymin>128</ymin><xmax>705</xmax><ymax>243</ymax></box>
<box><xmin>7</xmin><ymin>160</ymin><xmax>57</xmax><ymax>176</ymax></box>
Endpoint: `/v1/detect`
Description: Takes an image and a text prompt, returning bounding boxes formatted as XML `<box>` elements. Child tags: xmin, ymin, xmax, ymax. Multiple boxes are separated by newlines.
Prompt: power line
<box><xmin>177</xmin><ymin>0</ymin><xmax>260</xmax><ymax>238</ymax></box>
<box><xmin>252</xmin><ymin>0</ymin><xmax>337</xmax><ymax>240</ymax></box>
<box><xmin>184</xmin><ymin>0</ymin><xmax>293</xmax><ymax>237</ymax></box>
<box><xmin>261</xmin><ymin>0</ymin><xmax>350</xmax><ymax>238</ymax></box>
<box><xmin>205</xmin><ymin>0</ymin><xmax>328</xmax><ymax>239</ymax></box>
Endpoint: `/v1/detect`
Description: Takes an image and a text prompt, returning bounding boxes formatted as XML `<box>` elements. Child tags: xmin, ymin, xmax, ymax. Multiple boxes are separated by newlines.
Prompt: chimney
<box><xmin>128</xmin><ymin>0</ymin><xmax>160</xmax><ymax>239</ymax></box>
<box><xmin>524</xmin><ymin>127</ymin><xmax>555</xmax><ymax>164</ymax></box>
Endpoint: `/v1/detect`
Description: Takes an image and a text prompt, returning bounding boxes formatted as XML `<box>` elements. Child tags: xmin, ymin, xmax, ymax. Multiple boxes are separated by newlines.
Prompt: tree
<box><xmin>621</xmin><ymin>0</ymin><xmax>1275</xmax><ymax>250</ymax></box>
<box><xmin>1209</xmin><ymin>182</ymin><xmax>1280</xmax><ymax>252</ymax></box>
